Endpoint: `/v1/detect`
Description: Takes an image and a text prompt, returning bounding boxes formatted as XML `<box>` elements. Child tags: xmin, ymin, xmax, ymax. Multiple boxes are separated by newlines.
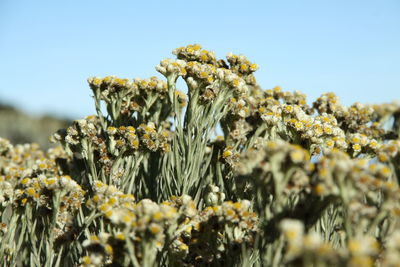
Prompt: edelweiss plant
<box><xmin>1</xmin><ymin>44</ymin><xmax>400</xmax><ymax>266</ymax></box>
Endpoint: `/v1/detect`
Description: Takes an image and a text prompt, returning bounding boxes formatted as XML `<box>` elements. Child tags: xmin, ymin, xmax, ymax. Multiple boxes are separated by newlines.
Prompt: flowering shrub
<box><xmin>1</xmin><ymin>44</ymin><xmax>400</xmax><ymax>266</ymax></box>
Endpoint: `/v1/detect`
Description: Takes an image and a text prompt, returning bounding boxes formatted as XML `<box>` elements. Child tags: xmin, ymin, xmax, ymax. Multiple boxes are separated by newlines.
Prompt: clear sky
<box><xmin>0</xmin><ymin>0</ymin><xmax>399</xmax><ymax>119</ymax></box>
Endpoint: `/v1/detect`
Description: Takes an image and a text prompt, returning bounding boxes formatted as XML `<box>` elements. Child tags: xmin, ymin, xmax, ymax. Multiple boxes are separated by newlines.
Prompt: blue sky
<box><xmin>0</xmin><ymin>0</ymin><xmax>399</xmax><ymax>118</ymax></box>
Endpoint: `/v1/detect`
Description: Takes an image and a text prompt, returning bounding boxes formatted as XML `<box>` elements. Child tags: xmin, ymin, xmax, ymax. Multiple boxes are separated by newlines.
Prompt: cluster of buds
<box><xmin>235</xmin><ymin>140</ymin><xmax>313</xmax><ymax>197</ymax></box>
<box><xmin>227</xmin><ymin>119</ymin><xmax>253</xmax><ymax>144</ymax></box>
<box><xmin>160</xmin><ymin>44</ymin><xmax>252</xmax><ymax>104</ymax></box>
<box><xmin>281</xmin><ymin>90</ymin><xmax>310</xmax><ymax>109</ymax></box>
<box><xmin>249</xmin><ymin>90</ymin><xmax>348</xmax><ymax>153</ymax></box>
<box><xmin>184</xmin><ymin>61</ymin><xmax>217</xmax><ymax>90</ymax></box>
<box><xmin>216</xmin><ymin>68</ymin><xmax>249</xmax><ymax>96</ymax></box>
<box><xmin>89</xmin><ymin>75</ymin><xmax>185</xmax><ymax>124</ymax></box>
<box><xmin>170</xmin><ymin>199</ymin><xmax>258</xmax><ymax>265</ymax></box>
<box><xmin>280</xmin><ymin>219</ymin><xmax>305</xmax><ymax>259</ymax></box>
<box><xmin>133</xmin><ymin>76</ymin><xmax>167</xmax><ymax>95</ymax></box>
<box><xmin>344</xmin><ymin>103</ymin><xmax>375</xmax><ymax>129</ymax></box>
<box><xmin>376</xmin><ymin>139</ymin><xmax>400</xmax><ymax>163</ymax></box>
<box><xmin>86</xmin><ymin>181</ymin><xmax>135</xmax><ymax>220</ymax></box>
<box><xmin>373</xmin><ymin>101</ymin><xmax>400</xmax><ymax>116</ymax></box>
<box><xmin>167</xmin><ymin>195</ymin><xmax>198</xmax><ymax>221</ymax></box>
<box><xmin>137</xmin><ymin>122</ymin><xmax>172</xmax><ymax>152</ymax></box>
<box><xmin>220</xmin><ymin>146</ymin><xmax>240</xmax><ymax>168</ymax></box>
<box><xmin>228</xmin><ymin>97</ymin><xmax>251</xmax><ymax>119</ymax></box>
<box><xmin>258</xmin><ymin>97</ymin><xmax>283</xmax><ymax>125</ymax></box>
<box><xmin>19</xmin><ymin>174</ymin><xmax>84</xmax><ymax>208</ymax></box>
<box><xmin>155</xmin><ymin>58</ymin><xmax>187</xmax><ymax>80</ymax></box>
<box><xmin>88</xmin><ymin>76</ymin><xmax>134</xmax><ymax>99</ymax></box>
<box><xmin>309</xmin><ymin>148</ymin><xmax>400</xmax><ymax>236</ymax></box>
<box><xmin>130</xmin><ymin>199</ymin><xmax>179</xmax><ymax>242</ymax></box>
<box><xmin>346</xmin><ymin>235</ymin><xmax>380</xmax><ymax>267</ymax></box>
<box><xmin>311</xmin><ymin>148</ymin><xmax>395</xmax><ymax>197</ymax></box>
<box><xmin>30</xmin><ymin>155</ymin><xmax>59</xmax><ymax>176</ymax></box>
<box><xmin>173</xmin><ymin>44</ymin><xmax>217</xmax><ymax>65</ymax></box>
<box><xmin>226</xmin><ymin>53</ymin><xmax>258</xmax><ymax>76</ymax></box>
<box><xmin>204</xmin><ymin>185</ymin><xmax>226</xmax><ymax>206</ymax></box>
<box><xmin>282</xmin><ymin>104</ymin><xmax>347</xmax><ymax>151</ymax></box>
<box><xmin>53</xmin><ymin>116</ymin><xmax>99</xmax><ymax>147</ymax></box>
<box><xmin>225</xmin><ymin>52</ymin><xmax>258</xmax><ymax>87</ymax></box>
<box><xmin>313</xmin><ymin>92</ymin><xmax>343</xmax><ymax>115</ymax></box>
<box><xmin>346</xmin><ymin>132</ymin><xmax>379</xmax><ymax>156</ymax></box>
<box><xmin>18</xmin><ymin>174</ymin><xmax>85</xmax><ymax>242</ymax></box>
<box><xmin>218</xmin><ymin>85</ymin><xmax>398</xmax><ymax>166</ymax></box>
<box><xmin>107</xmin><ymin>125</ymin><xmax>139</xmax><ymax>154</ymax></box>
<box><xmin>87</xmin><ymin>186</ymin><xmax>178</xmax><ymax>247</ymax></box>
<box><xmin>313</xmin><ymin>93</ymin><xmax>385</xmax><ymax>137</ymax></box>
<box><xmin>0</xmin><ymin>140</ymin><xmax>68</xmax><ymax>205</ymax></box>
<box><xmin>280</xmin><ymin>219</ymin><xmax>347</xmax><ymax>265</ymax></box>
<box><xmin>81</xmin><ymin>232</ymin><xmax>126</xmax><ymax>267</ymax></box>
<box><xmin>1</xmin><ymin>142</ymin><xmax>44</xmax><ymax>170</ymax></box>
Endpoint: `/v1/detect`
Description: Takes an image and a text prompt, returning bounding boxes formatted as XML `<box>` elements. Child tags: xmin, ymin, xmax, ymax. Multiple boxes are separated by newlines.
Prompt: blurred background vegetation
<box><xmin>0</xmin><ymin>102</ymin><xmax>71</xmax><ymax>150</ymax></box>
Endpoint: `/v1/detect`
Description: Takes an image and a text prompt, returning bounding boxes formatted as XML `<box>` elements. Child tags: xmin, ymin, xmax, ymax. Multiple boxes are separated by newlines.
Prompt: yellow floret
<box><xmin>378</xmin><ymin>153</ymin><xmax>389</xmax><ymax>162</ymax></box>
<box><xmin>108</xmin><ymin>197</ymin><xmax>117</xmax><ymax>205</ymax></box>
<box><xmin>25</xmin><ymin>187</ymin><xmax>36</xmax><ymax>196</ymax></box>
<box><xmin>233</xmin><ymin>202</ymin><xmax>242</xmax><ymax>210</ymax></box>
<box><xmin>179</xmin><ymin>243</ymin><xmax>189</xmax><ymax>251</ymax></box>
<box><xmin>116</xmin><ymin>233</ymin><xmax>125</xmax><ymax>240</ymax></box>
<box><xmin>352</xmin><ymin>144</ymin><xmax>362</xmax><ymax>152</ymax></box>
<box><xmin>92</xmin><ymin>195</ymin><xmax>101</xmax><ymax>203</ymax></box>
<box><xmin>90</xmin><ymin>235</ymin><xmax>100</xmax><ymax>242</ymax></box>
<box><xmin>149</xmin><ymin>224</ymin><xmax>162</xmax><ymax>234</ymax></box>
<box><xmin>82</xmin><ymin>256</ymin><xmax>91</xmax><ymax>265</ymax></box>
<box><xmin>153</xmin><ymin>212</ymin><xmax>163</xmax><ymax>221</ymax></box>
<box><xmin>222</xmin><ymin>150</ymin><xmax>232</xmax><ymax>158</ymax></box>
<box><xmin>314</xmin><ymin>184</ymin><xmax>326</xmax><ymax>195</ymax></box>
<box><xmin>92</xmin><ymin>78</ymin><xmax>102</xmax><ymax>86</ymax></box>
<box><xmin>240</xmin><ymin>64</ymin><xmax>249</xmax><ymax>72</ymax></box>
<box><xmin>285</xmin><ymin>230</ymin><xmax>299</xmax><ymax>241</ymax></box>
<box><xmin>99</xmin><ymin>203</ymin><xmax>111</xmax><ymax>212</ymax></box>
<box><xmin>21</xmin><ymin>178</ymin><xmax>30</xmax><ymax>185</ymax></box>
<box><xmin>200</xmin><ymin>54</ymin><xmax>208</xmax><ymax>61</ymax></box>
<box><xmin>105</xmin><ymin>244</ymin><xmax>113</xmax><ymax>255</ymax></box>
<box><xmin>105</xmin><ymin>210</ymin><xmax>113</xmax><ymax>218</ymax></box>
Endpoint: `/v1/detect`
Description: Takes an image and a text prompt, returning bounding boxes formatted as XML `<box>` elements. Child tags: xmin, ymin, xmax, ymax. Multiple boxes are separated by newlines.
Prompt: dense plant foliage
<box><xmin>1</xmin><ymin>44</ymin><xmax>400</xmax><ymax>266</ymax></box>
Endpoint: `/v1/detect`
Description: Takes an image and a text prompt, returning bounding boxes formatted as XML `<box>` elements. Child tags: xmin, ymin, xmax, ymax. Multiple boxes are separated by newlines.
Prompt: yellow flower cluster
<box><xmin>173</xmin><ymin>44</ymin><xmax>217</xmax><ymax>65</ymax></box>
<box><xmin>89</xmin><ymin>75</ymin><xmax>186</xmax><ymax>124</ymax></box>
<box><xmin>81</xmin><ymin>232</ymin><xmax>124</xmax><ymax>266</ymax></box>
<box><xmin>137</xmin><ymin>122</ymin><xmax>171</xmax><ymax>152</ymax></box>
<box><xmin>134</xmin><ymin>76</ymin><xmax>168</xmax><ymax>95</ymax></box>
<box><xmin>221</xmin><ymin>146</ymin><xmax>240</xmax><ymax>168</ymax></box>
<box><xmin>86</xmin><ymin>180</ymin><xmax>135</xmax><ymax>223</ymax></box>
<box><xmin>156</xmin><ymin>58</ymin><xmax>187</xmax><ymax>78</ymax></box>
<box><xmin>311</xmin><ymin>148</ymin><xmax>396</xmax><ymax>198</ymax></box>
<box><xmin>280</xmin><ymin>219</ymin><xmax>380</xmax><ymax>266</ymax></box>
<box><xmin>236</xmin><ymin>140</ymin><xmax>313</xmax><ymax>194</ymax></box>
<box><xmin>170</xmin><ymin>199</ymin><xmax>258</xmax><ymax>265</ymax></box>
<box><xmin>107</xmin><ymin>125</ymin><xmax>139</xmax><ymax>153</ymax></box>
<box><xmin>226</xmin><ymin>52</ymin><xmax>258</xmax><ymax>72</ymax></box>
<box><xmin>88</xmin><ymin>76</ymin><xmax>133</xmax><ymax>94</ymax></box>
<box><xmin>57</xmin><ymin>115</ymin><xmax>99</xmax><ymax>146</ymax></box>
<box><xmin>20</xmin><ymin>175</ymin><xmax>84</xmax><ymax>206</ymax></box>
<box><xmin>228</xmin><ymin>97</ymin><xmax>250</xmax><ymax>118</ymax></box>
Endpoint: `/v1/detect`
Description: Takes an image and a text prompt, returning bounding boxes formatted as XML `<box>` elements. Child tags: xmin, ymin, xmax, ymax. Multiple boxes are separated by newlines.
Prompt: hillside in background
<box><xmin>0</xmin><ymin>103</ymin><xmax>71</xmax><ymax>150</ymax></box>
